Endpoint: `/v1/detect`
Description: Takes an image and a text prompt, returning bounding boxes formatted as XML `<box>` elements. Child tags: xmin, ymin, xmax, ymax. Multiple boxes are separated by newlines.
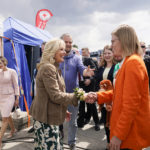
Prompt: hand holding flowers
<box><xmin>74</xmin><ymin>88</ymin><xmax>97</xmax><ymax>103</ymax></box>
<box><xmin>74</xmin><ymin>88</ymin><xmax>86</xmax><ymax>101</ymax></box>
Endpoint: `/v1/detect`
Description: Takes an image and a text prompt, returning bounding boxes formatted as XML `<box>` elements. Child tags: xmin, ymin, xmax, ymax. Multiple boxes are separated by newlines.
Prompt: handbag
<box><xmin>12</xmin><ymin>107</ymin><xmax>21</xmax><ymax>119</ymax></box>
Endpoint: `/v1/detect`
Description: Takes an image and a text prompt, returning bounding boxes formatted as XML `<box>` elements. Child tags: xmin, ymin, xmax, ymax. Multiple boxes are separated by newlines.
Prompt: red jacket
<box><xmin>97</xmin><ymin>54</ymin><xmax>150</xmax><ymax>150</ymax></box>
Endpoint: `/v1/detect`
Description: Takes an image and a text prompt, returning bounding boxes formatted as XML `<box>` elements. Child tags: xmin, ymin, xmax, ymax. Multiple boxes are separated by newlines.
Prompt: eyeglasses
<box><xmin>111</xmin><ymin>39</ymin><xmax>119</xmax><ymax>44</ymax></box>
<box><xmin>141</xmin><ymin>45</ymin><xmax>146</xmax><ymax>48</ymax></box>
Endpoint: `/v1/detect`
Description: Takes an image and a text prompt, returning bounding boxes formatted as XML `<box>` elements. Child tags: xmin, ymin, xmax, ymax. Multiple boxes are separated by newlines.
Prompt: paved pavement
<box><xmin>1</xmin><ymin>118</ymin><xmax>106</xmax><ymax>150</ymax></box>
<box><xmin>1</xmin><ymin>119</ymin><xmax>150</xmax><ymax>150</ymax></box>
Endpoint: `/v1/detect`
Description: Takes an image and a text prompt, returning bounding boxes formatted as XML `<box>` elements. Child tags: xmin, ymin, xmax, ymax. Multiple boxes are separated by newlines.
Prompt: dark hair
<box><xmin>82</xmin><ymin>47</ymin><xmax>89</xmax><ymax>53</ymax></box>
<box><xmin>0</xmin><ymin>56</ymin><xmax>8</xmax><ymax>66</ymax></box>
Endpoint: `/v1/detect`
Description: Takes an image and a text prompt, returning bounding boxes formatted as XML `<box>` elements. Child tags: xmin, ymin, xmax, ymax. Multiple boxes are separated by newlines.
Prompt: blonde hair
<box><xmin>112</xmin><ymin>24</ymin><xmax>142</xmax><ymax>57</ymax></box>
<box><xmin>0</xmin><ymin>56</ymin><xmax>8</xmax><ymax>66</ymax></box>
<box><xmin>38</xmin><ymin>38</ymin><xmax>65</xmax><ymax>69</ymax></box>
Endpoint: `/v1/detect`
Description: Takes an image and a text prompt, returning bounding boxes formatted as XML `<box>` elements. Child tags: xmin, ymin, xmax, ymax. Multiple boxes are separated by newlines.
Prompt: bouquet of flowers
<box><xmin>74</xmin><ymin>87</ymin><xmax>85</xmax><ymax>101</ymax></box>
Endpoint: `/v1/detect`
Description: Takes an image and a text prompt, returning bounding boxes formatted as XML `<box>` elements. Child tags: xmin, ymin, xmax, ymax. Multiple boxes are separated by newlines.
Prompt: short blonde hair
<box><xmin>60</xmin><ymin>33</ymin><xmax>72</xmax><ymax>41</ymax></box>
<box><xmin>38</xmin><ymin>38</ymin><xmax>65</xmax><ymax>68</ymax></box>
<box><xmin>112</xmin><ymin>24</ymin><xmax>142</xmax><ymax>57</ymax></box>
<box><xmin>0</xmin><ymin>56</ymin><xmax>8</xmax><ymax>66</ymax></box>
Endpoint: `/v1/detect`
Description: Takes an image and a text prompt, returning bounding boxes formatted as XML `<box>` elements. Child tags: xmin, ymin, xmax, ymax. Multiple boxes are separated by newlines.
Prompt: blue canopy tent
<box><xmin>3</xmin><ymin>17</ymin><xmax>53</xmax><ymax>111</ymax></box>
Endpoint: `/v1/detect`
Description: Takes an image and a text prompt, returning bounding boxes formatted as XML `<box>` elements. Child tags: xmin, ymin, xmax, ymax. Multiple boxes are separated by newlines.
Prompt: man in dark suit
<box><xmin>77</xmin><ymin>47</ymin><xmax>100</xmax><ymax>131</ymax></box>
<box><xmin>140</xmin><ymin>42</ymin><xmax>150</xmax><ymax>87</ymax></box>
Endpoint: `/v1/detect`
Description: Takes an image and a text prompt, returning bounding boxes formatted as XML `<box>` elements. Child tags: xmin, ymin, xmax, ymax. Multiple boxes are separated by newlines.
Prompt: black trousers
<box><xmin>77</xmin><ymin>101</ymin><xmax>99</xmax><ymax>125</ymax></box>
<box><xmin>100</xmin><ymin>107</ymin><xmax>110</xmax><ymax>143</ymax></box>
<box><xmin>105</xmin><ymin>126</ymin><xmax>110</xmax><ymax>143</ymax></box>
<box><xmin>59</xmin><ymin>124</ymin><xmax>63</xmax><ymax>131</ymax></box>
<box><xmin>85</xmin><ymin>103</ymin><xmax>99</xmax><ymax>124</ymax></box>
<box><xmin>77</xmin><ymin>101</ymin><xmax>86</xmax><ymax>126</ymax></box>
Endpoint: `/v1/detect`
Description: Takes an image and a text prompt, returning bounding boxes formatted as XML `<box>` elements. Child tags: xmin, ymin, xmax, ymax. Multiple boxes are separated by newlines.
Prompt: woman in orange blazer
<box><xmin>86</xmin><ymin>25</ymin><xmax>150</xmax><ymax>150</ymax></box>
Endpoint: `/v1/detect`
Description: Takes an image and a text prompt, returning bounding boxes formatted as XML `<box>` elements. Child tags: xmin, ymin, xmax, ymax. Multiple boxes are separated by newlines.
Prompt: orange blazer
<box><xmin>97</xmin><ymin>54</ymin><xmax>150</xmax><ymax>150</ymax></box>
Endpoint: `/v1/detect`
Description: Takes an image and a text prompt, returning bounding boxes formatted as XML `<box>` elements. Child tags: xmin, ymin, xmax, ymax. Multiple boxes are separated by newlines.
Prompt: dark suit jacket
<box><xmin>80</xmin><ymin>57</ymin><xmax>97</xmax><ymax>92</ymax></box>
<box><xmin>144</xmin><ymin>55</ymin><xmax>150</xmax><ymax>87</ymax></box>
<box><xmin>95</xmin><ymin>65</ymin><xmax>115</xmax><ymax>91</ymax></box>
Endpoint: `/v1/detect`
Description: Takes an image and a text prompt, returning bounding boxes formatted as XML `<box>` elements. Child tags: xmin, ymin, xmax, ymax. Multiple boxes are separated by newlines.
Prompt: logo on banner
<box><xmin>36</xmin><ymin>9</ymin><xmax>53</xmax><ymax>30</ymax></box>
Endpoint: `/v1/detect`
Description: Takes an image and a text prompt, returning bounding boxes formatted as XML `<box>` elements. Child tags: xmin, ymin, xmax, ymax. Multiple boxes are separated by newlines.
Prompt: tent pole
<box><xmin>0</xmin><ymin>37</ymin><xmax>3</xmax><ymax>56</ymax></box>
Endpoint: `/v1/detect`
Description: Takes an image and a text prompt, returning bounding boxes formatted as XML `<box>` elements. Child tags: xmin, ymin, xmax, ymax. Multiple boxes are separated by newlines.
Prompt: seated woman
<box><xmin>85</xmin><ymin>25</ymin><xmax>150</xmax><ymax>150</ymax></box>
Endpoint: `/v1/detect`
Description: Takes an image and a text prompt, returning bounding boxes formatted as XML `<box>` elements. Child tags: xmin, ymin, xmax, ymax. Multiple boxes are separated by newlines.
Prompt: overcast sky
<box><xmin>0</xmin><ymin>0</ymin><xmax>150</xmax><ymax>51</ymax></box>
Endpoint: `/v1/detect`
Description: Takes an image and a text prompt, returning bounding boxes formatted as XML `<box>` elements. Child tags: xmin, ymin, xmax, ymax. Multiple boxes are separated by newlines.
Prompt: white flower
<box><xmin>74</xmin><ymin>87</ymin><xmax>85</xmax><ymax>101</ymax></box>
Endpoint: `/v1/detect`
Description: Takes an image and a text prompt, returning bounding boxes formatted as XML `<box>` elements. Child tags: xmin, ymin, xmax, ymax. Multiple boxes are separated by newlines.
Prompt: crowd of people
<box><xmin>0</xmin><ymin>24</ymin><xmax>150</xmax><ymax>150</ymax></box>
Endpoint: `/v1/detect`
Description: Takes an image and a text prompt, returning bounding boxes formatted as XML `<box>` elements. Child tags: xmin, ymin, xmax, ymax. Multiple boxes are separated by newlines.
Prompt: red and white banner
<box><xmin>35</xmin><ymin>9</ymin><xmax>53</xmax><ymax>30</ymax></box>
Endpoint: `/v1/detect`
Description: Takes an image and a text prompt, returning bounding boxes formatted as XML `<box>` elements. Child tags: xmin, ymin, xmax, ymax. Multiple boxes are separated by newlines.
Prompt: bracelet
<box><xmin>74</xmin><ymin>88</ymin><xmax>85</xmax><ymax>101</ymax></box>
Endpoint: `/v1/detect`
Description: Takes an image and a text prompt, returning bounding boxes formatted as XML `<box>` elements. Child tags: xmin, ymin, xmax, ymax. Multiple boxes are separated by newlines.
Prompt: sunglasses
<box><xmin>141</xmin><ymin>45</ymin><xmax>146</xmax><ymax>48</ymax></box>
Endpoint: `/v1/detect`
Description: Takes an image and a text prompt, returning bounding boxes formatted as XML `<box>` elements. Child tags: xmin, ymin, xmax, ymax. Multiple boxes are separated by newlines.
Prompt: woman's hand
<box><xmin>14</xmin><ymin>96</ymin><xmax>19</xmax><ymax>107</ymax></box>
<box><xmin>110</xmin><ymin>136</ymin><xmax>122</xmax><ymax>150</ymax></box>
<box><xmin>65</xmin><ymin>111</ymin><xmax>72</xmax><ymax>122</ymax></box>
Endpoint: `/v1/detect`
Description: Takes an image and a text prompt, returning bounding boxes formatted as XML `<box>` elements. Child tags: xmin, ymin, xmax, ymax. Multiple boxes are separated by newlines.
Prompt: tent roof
<box><xmin>3</xmin><ymin>17</ymin><xmax>53</xmax><ymax>46</ymax></box>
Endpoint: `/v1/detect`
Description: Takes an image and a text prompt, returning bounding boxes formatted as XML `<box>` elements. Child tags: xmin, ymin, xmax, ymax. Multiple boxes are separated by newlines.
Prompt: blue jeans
<box><xmin>67</xmin><ymin>105</ymin><xmax>78</xmax><ymax>145</ymax></box>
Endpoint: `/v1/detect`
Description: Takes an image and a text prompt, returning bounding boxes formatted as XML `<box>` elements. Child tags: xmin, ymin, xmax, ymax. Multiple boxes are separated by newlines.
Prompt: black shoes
<box><xmin>28</xmin><ymin>127</ymin><xmax>34</xmax><ymax>133</ymax></box>
<box><xmin>99</xmin><ymin>118</ymin><xmax>105</xmax><ymax>125</ymax></box>
<box><xmin>78</xmin><ymin>123</ymin><xmax>84</xmax><ymax>128</ymax></box>
<box><xmin>95</xmin><ymin>124</ymin><xmax>100</xmax><ymax>131</ymax></box>
<box><xmin>77</xmin><ymin>119</ymin><xmax>85</xmax><ymax>128</ymax></box>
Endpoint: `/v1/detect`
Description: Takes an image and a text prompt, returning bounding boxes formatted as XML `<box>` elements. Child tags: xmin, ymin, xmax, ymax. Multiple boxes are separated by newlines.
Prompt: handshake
<box><xmin>84</xmin><ymin>92</ymin><xmax>98</xmax><ymax>103</ymax></box>
<box><xmin>74</xmin><ymin>88</ymin><xmax>97</xmax><ymax>103</ymax></box>
<box><xmin>74</xmin><ymin>79</ymin><xmax>113</xmax><ymax>104</ymax></box>
<box><xmin>84</xmin><ymin>79</ymin><xmax>113</xmax><ymax>104</ymax></box>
